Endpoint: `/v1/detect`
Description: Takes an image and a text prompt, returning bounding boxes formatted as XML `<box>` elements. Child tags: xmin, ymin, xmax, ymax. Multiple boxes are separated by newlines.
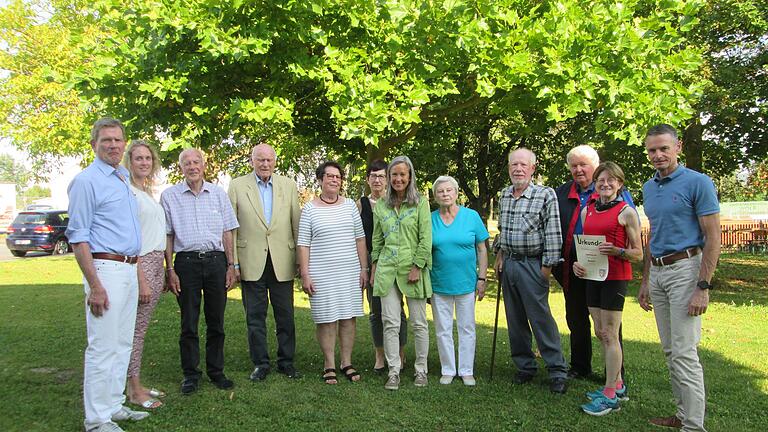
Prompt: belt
<box><xmin>507</xmin><ymin>253</ymin><xmax>540</xmax><ymax>261</ymax></box>
<box><xmin>651</xmin><ymin>247</ymin><xmax>700</xmax><ymax>267</ymax></box>
<box><xmin>92</xmin><ymin>253</ymin><xmax>139</xmax><ymax>264</ymax></box>
<box><xmin>176</xmin><ymin>250</ymin><xmax>224</xmax><ymax>259</ymax></box>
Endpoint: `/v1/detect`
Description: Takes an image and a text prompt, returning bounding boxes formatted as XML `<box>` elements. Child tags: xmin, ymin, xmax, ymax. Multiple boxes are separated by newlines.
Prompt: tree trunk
<box><xmin>684</xmin><ymin>116</ymin><xmax>704</xmax><ymax>173</ymax></box>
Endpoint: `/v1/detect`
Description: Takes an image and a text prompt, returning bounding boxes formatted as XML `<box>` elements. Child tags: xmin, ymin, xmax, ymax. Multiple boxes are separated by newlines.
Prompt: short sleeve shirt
<box><xmin>642</xmin><ymin>166</ymin><xmax>719</xmax><ymax>257</ymax></box>
<box><xmin>430</xmin><ymin>206</ymin><xmax>489</xmax><ymax>296</ymax></box>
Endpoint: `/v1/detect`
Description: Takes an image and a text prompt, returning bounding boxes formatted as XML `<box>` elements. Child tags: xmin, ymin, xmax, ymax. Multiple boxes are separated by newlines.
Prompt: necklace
<box><xmin>319</xmin><ymin>194</ymin><xmax>339</xmax><ymax>204</ymax></box>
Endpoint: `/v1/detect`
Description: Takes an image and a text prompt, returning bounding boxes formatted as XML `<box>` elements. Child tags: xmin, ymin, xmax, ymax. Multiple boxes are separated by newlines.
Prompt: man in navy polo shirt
<box><xmin>638</xmin><ymin>124</ymin><xmax>720</xmax><ymax>431</ymax></box>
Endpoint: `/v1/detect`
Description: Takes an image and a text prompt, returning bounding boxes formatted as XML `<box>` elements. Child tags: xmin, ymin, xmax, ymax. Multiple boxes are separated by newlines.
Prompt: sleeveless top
<box><xmin>583</xmin><ymin>200</ymin><xmax>632</xmax><ymax>281</ymax></box>
<box><xmin>360</xmin><ymin>196</ymin><xmax>374</xmax><ymax>253</ymax></box>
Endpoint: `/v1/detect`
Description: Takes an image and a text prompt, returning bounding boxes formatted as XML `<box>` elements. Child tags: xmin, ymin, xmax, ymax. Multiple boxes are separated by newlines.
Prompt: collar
<box><xmin>578</xmin><ymin>182</ymin><xmax>595</xmax><ymax>195</ymax></box>
<box><xmin>93</xmin><ymin>157</ymin><xmax>128</xmax><ymax>178</ymax></box>
<box><xmin>653</xmin><ymin>165</ymin><xmax>687</xmax><ymax>183</ymax></box>
<box><xmin>180</xmin><ymin>180</ymin><xmax>211</xmax><ymax>194</ymax></box>
<box><xmin>509</xmin><ymin>183</ymin><xmax>534</xmax><ymax>199</ymax></box>
<box><xmin>255</xmin><ymin>173</ymin><xmax>273</xmax><ymax>186</ymax></box>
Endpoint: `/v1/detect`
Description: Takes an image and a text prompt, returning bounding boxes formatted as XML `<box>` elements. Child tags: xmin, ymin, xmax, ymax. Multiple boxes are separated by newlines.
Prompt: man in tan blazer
<box><xmin>229</xmin><ymin>143</ymin><xmax>301</xmax><ymax>381</ymax></box>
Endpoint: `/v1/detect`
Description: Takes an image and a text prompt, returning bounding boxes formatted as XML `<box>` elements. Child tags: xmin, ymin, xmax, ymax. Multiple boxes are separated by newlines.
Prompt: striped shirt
<box><xmin>160</xmin><ymin>181</ymin><xmax>239</xmax><ymax>253</ymax></box>
<box><xmin>297</xmin><ymin>198</ymin><xmax>365</xmax><ymax>324</ymax></box>
<box><xmin>495</xmin><ymin>183</ymin><xmax>562</xmax><ymax>267</ymax></box>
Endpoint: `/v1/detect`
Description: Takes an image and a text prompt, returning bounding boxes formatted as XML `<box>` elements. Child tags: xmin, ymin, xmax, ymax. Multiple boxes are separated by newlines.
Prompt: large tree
<box><xmin>77</xmin><ymin>0</ymin><xmax>703</xmax><ymax>158</ymax></box>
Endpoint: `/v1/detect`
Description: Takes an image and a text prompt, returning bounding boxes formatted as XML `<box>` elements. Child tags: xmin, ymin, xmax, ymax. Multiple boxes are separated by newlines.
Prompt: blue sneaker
<box><xmin>581</xmin><ymin>395</ymin><xmax>620</xmax><ymax>416</ymax></box>
<box><xmin>586</xmin><ymin>386</ymin><xmax>629</xmax><ymax>402</ymax></box>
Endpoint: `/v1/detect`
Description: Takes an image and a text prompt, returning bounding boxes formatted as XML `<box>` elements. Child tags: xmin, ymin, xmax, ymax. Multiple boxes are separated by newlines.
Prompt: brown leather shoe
<box><xmin>649</xmin><ymin>416</ymin><xmax>683</xmax><ymax>429</ymax></box>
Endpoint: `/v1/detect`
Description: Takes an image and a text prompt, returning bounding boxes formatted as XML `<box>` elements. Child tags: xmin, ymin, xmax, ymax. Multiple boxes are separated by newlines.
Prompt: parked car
<box><xmin>5</xmin><ymin>210</ymin><xmax>70</xmax><ymax>257</ymax></box>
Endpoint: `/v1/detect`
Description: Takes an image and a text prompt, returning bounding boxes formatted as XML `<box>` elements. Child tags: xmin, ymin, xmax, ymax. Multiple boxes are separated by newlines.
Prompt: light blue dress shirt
<box><xmin>255</xmin><ymin>174</ymin><xmax>273</xmax><ymax>225</ymax></box>
<box><xmin>66</xmin><ymin>157</ymin><xmax>141</xmax><ymax>256</ymax></box>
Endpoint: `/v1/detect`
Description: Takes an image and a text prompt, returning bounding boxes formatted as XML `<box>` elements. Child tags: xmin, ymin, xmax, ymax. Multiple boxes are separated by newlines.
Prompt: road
<box><xmin>0</xmin><ymin>238</ymin><xmax>53</xmax><ymax>261</ymax></box>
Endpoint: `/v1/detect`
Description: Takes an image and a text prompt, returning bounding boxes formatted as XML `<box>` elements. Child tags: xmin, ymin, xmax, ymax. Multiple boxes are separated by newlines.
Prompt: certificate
<box><xmin>573</xmin><ymin>234</ymin><xmax>609</xmax><ymax>281</ymax></box>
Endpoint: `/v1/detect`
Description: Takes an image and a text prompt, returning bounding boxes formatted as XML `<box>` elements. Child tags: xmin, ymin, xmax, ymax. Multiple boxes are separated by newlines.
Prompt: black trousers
<box><xmin>241</xmin><ymin>254</ymin><xmax>295</xmax><ymax>369</ymax></box>
<box><xmin>175</xmin><ymin>251</ymin><xmax>228</xmax><ymax>379</ymax></box>
<box><xmin>563</xmin><ymin>273</ymin><xmax>626</xmax><ymax>378</ymax></box>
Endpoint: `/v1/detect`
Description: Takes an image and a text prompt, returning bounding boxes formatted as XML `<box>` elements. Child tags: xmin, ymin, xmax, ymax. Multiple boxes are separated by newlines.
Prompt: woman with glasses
<box><xmin>297</xmin><ymin>161</ymin><xmax>367</xmax><ymax>384</ymax></box>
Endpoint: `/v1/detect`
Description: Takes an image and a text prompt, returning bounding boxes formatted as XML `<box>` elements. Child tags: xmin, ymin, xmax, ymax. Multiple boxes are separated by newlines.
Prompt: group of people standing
<box><xmin>69</xmin><ymin>117</ymin><xmax>719</xmax><ymax>432</ymax></box>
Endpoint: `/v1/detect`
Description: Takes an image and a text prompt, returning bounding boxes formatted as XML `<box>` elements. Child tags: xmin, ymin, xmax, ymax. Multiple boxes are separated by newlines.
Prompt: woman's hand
<box><xmin>572</xmin><ymin>262</ymin><xmax>587</xmax><ymax>278</ymax></box>
<box><xmin>476</xmin><ymin>279</ymin><xmax>486</xmax><ymax>301</ymax></box>
<box><xmin>138</xmin><ymin>278</ymin><xmax>151</xmax><ymax>304</ymax></box>
<box><xmin>369</xmin><ymin>263</ymin><xmax>377</xmax><ymax>287</ymax></box>
<box><xmin>598</xmin><ymin>241</ymin><xmax>617</xmax><ymax>256</ymax></box>
<box><xmin>302</xmin><ymin>275</ymin><xmax>316</xmax><ymax>296</ymax></box>
<box><xmin>359</xmin><ymin>269</ymin><xmax>369</xmax><ymax>290</ymax></box>
<box><xmin>407</xmin><ymin>265</ymin><xmax>421</xmax><ymax>283</ymax></box>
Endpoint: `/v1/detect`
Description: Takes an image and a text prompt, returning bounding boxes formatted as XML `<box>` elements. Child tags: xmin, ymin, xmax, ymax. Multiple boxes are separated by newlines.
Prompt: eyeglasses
<box><xmin>324</xmin><ymin>173</ymin><xmax>342</xmax><ymax>180</ymax></box>
<box><xmin>368</xmin><ymin>174</ymin><xmax>386</xmax><ymax>179</ymax></box>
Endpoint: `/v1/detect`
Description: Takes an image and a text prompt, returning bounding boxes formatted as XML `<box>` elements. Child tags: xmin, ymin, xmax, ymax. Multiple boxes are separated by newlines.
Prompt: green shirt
<box><xmin>371</xmin><ymin>197</ymin><xmax>432</xmax><ymax>299</ymax></box>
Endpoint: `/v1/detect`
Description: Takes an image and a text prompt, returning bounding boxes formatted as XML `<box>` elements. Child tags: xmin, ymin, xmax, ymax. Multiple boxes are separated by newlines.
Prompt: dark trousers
<box><xmin>501</xmin><ymin>256</ymin><xmax>567</xmax><ymax>379</ymax></box>
<box><xmin>241</xmin><ymin>255</ymin><xmax>295</xmax><ymax>369</ymax></box>
<box><xmin>367</xmin><ymin>286</ymin><xmax>407</xmax><ymax>348</ymax></box>
<box><xmin>175</xmin><ymin>251</ymin><xmax>228</xmax><ymax>379</ymax></box>
<box><xmin>563</xmin><ymin>272</ymin><xmax>626</xmax><ymax>379</ymax></box>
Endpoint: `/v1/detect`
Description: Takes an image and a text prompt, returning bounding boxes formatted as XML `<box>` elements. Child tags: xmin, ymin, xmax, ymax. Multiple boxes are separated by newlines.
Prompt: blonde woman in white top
<box><xmin>122</xmin><ymin>140</ymin><xmax>168</xmax><ymax>409</ymax></box>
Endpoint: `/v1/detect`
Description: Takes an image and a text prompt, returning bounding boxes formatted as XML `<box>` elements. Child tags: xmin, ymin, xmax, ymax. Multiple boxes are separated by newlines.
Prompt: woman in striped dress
<box><xmin>297</xmin><ymin>161</ymin><xmax>368</xmax><ymax>384</ymax></box>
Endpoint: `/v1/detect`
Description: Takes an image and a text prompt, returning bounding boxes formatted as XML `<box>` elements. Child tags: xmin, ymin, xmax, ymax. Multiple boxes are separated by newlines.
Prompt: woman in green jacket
<box><xmin>370</xmin><ymin>156</ymin><xmax>432</xmax><ymax>390</ymax></box>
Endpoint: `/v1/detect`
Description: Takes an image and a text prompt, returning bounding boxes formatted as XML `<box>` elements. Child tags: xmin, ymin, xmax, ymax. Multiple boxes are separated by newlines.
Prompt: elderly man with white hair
<box><xmin>553</xmin><ymin>145</ymin><xmax>633</xmax><ymax>383</ymax></box>
<box><xmin>161</xmin><ymin>148</ymin><xmax>239</xmax><ymax>395</ymax></box>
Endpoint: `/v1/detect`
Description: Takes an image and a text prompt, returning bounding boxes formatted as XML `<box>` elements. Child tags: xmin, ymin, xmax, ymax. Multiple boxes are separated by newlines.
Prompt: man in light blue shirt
<box><xmin>638</xmin><ymin>124</ymin><xmax>720</xmax><ymax>431</ymax></box>
<box><xmin>67</xmin><ymin>118</ymin><xmax>147</xmax><ymax>432</ymax></box>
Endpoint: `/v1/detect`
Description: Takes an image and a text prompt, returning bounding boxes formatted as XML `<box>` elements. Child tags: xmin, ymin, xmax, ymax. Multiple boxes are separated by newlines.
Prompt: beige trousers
<box><xmin>649</xmin><ymin>254</ymin><xmax>707</xmax><ymax>432</ymax></box>
<box><xmin>380</xmin><ymin>284</ymin><xmax>428</xmax><ymax>376</ymax></box>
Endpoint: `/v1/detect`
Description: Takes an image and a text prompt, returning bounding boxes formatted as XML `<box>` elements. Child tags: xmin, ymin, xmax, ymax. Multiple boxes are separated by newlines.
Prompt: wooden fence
<box><xmin>640</xmin><ymin>222</ymin><xmax>768</xmax><ymax>253</ymax></box>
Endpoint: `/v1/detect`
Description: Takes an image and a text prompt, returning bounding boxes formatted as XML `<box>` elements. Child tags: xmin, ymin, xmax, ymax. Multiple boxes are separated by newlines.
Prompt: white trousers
<box><xmin>649</xmin><ymin>254</ymin><xmax>707</xmax><ymax>432</ymax></box>
<box><xmin>83</xmin><ymin>259</ymin><xmax>138</xmax><ymax>429</ymax></box>
<box><xmin>380</xmin><ymin>285</ymin><xmax>429</xmax><ymax>375</ymax></box>
<box><xmin>432</xmin><ymin>292</ymin><xmax>476</xmax><ymax>377</ymax></box>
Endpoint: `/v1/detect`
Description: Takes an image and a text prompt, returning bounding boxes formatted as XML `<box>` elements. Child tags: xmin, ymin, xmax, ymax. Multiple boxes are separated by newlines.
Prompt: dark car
<box><xmin>5</xmin><ymin>210</ymin><xmax>71</xmax><ymax>257</ymax></box>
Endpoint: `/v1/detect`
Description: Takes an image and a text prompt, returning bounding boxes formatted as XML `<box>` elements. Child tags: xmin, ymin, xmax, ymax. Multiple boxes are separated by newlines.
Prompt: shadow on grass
<box><xmin>1</xmin><ymin>281</ymin><xmax>767</xmax><ymax>432</ymax></box>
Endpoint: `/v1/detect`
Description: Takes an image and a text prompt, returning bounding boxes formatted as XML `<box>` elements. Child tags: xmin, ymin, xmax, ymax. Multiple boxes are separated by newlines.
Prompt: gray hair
<box><xmin>645</xmin><ymin>124</ymin><xmax>679</xmax><ymax>141</ymax></box>
<box><xmin>386</xmin><ymin>155</ymin><xmax>421</xmax><ymax>207</ymax></box>
<box><xmin>432</xmin><ymin>175</ymin><xmax>459</xmax><ymax>197</ymax></box>
<box><xmin>178</xmin><ymin>148</ymin><xmax>207</xmax><ymax>166</ymax></box>
<box><xmin>90</xmin><ymin>117</ymin><xmax>125</xmax><ymax>143</ymax></box>
<box><xmin>509</xmin><ymin>147</ymin><xmax>537</xmax><ymax>165</ymax></box>
<box><xmin>566</xmin><ymin>145</ymin><xmax>600</xmax><ymax>167</ymax></box>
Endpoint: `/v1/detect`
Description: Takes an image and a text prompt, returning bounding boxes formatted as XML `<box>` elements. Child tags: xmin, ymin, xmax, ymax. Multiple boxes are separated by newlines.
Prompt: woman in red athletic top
<box><xmin>573</xmin><ymin>162</ymin><xmax>643</xmax><ymax>416</ymax></box>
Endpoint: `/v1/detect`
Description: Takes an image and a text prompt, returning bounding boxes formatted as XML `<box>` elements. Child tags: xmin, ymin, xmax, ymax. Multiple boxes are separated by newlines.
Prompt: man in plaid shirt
<box><xmin>493</xmin><ymin>148</ymin><xmax>568</xmax><ymax>394</ymax></box>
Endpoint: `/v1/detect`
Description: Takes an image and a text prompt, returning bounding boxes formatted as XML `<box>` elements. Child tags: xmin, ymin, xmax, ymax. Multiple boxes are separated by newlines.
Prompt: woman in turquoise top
<box><xmin>430</xmin><ymin>176</ymin><xmax>489</xmax><ymax>386</ymax></box>
<box><xmin>370</xmin><ymin>156</ymin><xmax>432</xmax><ymax>390</ymax></box>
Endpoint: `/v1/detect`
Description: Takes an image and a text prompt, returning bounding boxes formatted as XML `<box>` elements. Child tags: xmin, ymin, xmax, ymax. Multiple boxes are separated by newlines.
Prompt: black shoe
<box><xmin>249</xmin><ymin>366</ymin><xmax>270</xmax><ymax>382</ymax></box>
<box><xmin>549</xmin><ymin>377</ymin><xmax>568</xmax><ymax>394</ymax></box>
<box><xmin>277</xmin><ymin>365</ymin><xmax>301</xmax><ymax>379</ymax></box>
<box><xmin>567</xmin><ymin>369</ymin><xmax>590</xmax><ymax>380</ymax></box>
<box><xmin>513</xmin><ymin>372</ymin><xmax>534</xmax><ymax>385</ymax></box>
<box><xmin>211</xmin><ymin>375</ymin><xmax>234</xmax><ymax>390</ymax></box>
<box><xmin>180</xmin><ymin>377</ymin><xmax>199</xmax><ymax>395</ymax></box>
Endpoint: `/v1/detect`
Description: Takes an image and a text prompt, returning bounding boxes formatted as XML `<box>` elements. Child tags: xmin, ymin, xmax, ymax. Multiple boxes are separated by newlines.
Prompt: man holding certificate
<box><xmin>572</xmin><ymin>162</ymin><xmax>643</xmax><ymax>417</ymax></box>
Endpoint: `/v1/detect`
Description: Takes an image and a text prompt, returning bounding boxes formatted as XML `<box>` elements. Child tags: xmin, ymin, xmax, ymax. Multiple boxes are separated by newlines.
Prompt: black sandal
<box><xmin>341</xmin><ymin>365</ymin><xmax>361</xmax><ymax>382</ymax></box>
<box><xmin>322</xmin><ymin>368</ymin><xmax>337</xmax><ymax>384</ymax></box>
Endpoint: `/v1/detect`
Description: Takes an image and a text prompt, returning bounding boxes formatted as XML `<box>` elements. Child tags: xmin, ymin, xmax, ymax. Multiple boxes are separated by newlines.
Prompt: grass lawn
<box><xmin>1</xmin><ymin>253</ymin><xmax>766</xmax><ymax>431</ymax></box>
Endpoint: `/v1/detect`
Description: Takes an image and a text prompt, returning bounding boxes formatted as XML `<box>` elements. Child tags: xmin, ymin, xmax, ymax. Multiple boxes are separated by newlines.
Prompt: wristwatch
<box><xmin>696</xmin><ymin>280</ymin><xmax>712</xmax><ymax>290</ymax></box>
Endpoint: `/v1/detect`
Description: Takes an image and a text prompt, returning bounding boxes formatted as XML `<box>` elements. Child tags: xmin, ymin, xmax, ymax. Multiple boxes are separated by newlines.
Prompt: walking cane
<box><xmin>489</xmin><ymin>272</ymin><xmax>502</xmax><ymax>381</ymax></box>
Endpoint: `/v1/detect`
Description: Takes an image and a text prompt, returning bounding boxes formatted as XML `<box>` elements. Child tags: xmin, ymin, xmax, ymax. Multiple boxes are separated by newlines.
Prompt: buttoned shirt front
<box><xmin>160</xmin><ymin>180</ymin><xmax>239</xmax><ymax>253</ymax></box>
<box><xmin>66</xmin><ymin>157</ymin><xmax>141</xmax><ymax>256</ymax></box>
<box><xmin>255</xmin><ymin>174</ymin><xmax>273</xmax><ymax>225</ymax></box>
<box><xmin>495</xmin><ymin>183</ymin><xmax>562</xmax><ymax>267</ymax></box>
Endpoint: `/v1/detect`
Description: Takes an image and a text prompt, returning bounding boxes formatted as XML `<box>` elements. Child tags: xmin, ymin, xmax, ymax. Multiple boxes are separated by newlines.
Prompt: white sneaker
<box><xmin>461</xmin><ymin>375</ymin><xmax>476</xmax><ymax>386</ymax></box>
<box><xmin>111</xmin><ymin>406</ymin><xmax>150</xmax><ymax>422</ymax></box>
<box><xmin>385</xmin><ymin>374</ymin><xmax>400</xmax><ymax>390</ymax></box>
<box><xmin>439</xmin><ymin>375</ymin><xmax>454</xmax><ymax>385</ymax></box>
<box><xmin>87</xmin><ymin>422</ymin><xmax>124</xmax><ymax>432</ymax></box>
